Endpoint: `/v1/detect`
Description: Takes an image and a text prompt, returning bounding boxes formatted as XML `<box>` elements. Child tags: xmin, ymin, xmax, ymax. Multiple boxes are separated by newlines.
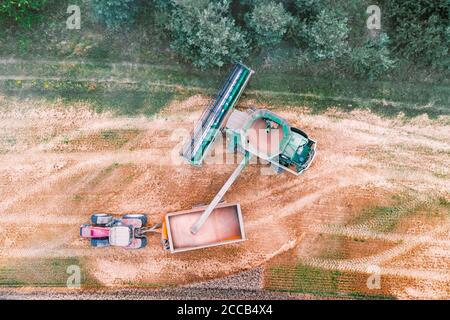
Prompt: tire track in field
<box><xmin>312</xmin><ymin>224</ymin><xmax>450</xmax><ymax>246</ymax></box>
<box><xmin>302</xmin><ymin>259</ymin><xmax>450</xmax><ymax>282</ymax></box>
<box><xmin>0</xmin><ymin>149</ymin><xmax>171</xmax><ymax>215</ymax></box>
<box><xmin>305</xmin><ymin>222</ymin><xmax>450</xmax><ymax>282</ymax></box>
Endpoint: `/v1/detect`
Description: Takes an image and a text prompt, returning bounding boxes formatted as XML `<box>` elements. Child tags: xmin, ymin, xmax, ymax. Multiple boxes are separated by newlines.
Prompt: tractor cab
<box><xmin>109</xmin><ymin>225</ymin><xmax>133</xmax><ymax>247</ymax></box>
<box><xmin>80</xmin><ymin>213</ymin><xmax>148</xmax><ymax>249</ymax></box>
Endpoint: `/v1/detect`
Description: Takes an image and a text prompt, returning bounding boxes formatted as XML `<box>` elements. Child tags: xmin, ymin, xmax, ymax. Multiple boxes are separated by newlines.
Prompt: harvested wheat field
<box><xmin>0</xmin><ymin>94</ymin><xmax>449</xmax><ymax>299</ymax></box>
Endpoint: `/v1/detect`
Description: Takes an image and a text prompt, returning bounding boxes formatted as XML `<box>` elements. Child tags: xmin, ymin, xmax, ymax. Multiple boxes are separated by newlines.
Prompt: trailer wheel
<box><xmin>123</xmin><ymin>214</ymin><xmax>147</xmax><ymax>227</ymax></box>
<box><xmin>91</xmin><ymin>213</ymin><xmax>113</xmax><ymax>226</ymax></box>
<box><xmin>91</xmin><ymin>238</ymin><xmax>110</xmax><ymax>248</ymax></box>
<box><xmin>161</xmin><ymin>239</ymin><xmax>171</xmax><ymax>251</ymax></box>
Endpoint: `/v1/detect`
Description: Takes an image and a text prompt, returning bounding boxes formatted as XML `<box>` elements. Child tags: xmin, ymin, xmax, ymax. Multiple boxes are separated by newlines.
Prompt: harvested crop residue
<box><xmin>0</xmin><ymin>96</ymin><xmax>449</xmax><ymax>299</ymax></box>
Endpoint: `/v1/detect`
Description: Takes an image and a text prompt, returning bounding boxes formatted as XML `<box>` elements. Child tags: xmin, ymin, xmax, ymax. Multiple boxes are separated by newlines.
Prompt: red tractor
<box><xmin>80</xmin><ymin>213</ymin><xmax>154</xmax><ymax>249</ymax></box>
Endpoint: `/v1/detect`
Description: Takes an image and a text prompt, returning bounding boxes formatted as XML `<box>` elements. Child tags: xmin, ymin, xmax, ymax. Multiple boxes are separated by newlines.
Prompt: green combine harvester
<box><xmin>181</xmin><ymin>63</ymin><xmax>316</xmax><ymax>235</ymax></box>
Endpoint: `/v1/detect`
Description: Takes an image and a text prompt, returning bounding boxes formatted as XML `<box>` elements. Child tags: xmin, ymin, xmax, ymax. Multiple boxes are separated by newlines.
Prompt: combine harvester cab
<box><xmin>181</xmin><ymin>63</ymin><xmax>254</xmax><ymax>166</ymax></box>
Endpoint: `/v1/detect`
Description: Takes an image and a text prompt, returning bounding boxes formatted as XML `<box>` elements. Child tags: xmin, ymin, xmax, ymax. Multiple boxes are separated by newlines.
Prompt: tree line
<box><xmin>1</xmin><ymin>0</ymin><xmax>448</xmax><ymax>79</ymax></box>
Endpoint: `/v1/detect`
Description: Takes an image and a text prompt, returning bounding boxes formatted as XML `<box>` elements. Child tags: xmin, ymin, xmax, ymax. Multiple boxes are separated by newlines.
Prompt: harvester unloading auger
<box><xmin>80</xmin><ymin>63</ymin><xmax>316</xmax><ymax>253</ymax></box>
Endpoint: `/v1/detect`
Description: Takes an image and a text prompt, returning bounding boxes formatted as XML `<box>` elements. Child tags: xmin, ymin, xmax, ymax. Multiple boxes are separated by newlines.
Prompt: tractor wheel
<box><xmin>91</xmin><ymin>238</ymin><xmax>110</xmax><ymax>248</ymax></box>
<box><xmin>136</xmin><ymin>237</ymin><xmax>148</xmax><ymax>249</ymax></box>
<box><xmin>123</xmin><ymin>214</ymin><xmax>147</xmax><ymax>227</ymax></box>
<box><xmin>91</xmin><ymin>213</ymin><xmax>113</xmax><ymax>226</ymax></box>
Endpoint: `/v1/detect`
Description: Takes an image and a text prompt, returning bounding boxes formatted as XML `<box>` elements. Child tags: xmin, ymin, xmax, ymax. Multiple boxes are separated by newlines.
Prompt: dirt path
<box><xmin>0</xmin><ymin>95</ymin><xmax>449</xmax><ymax>298</ymax></box>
